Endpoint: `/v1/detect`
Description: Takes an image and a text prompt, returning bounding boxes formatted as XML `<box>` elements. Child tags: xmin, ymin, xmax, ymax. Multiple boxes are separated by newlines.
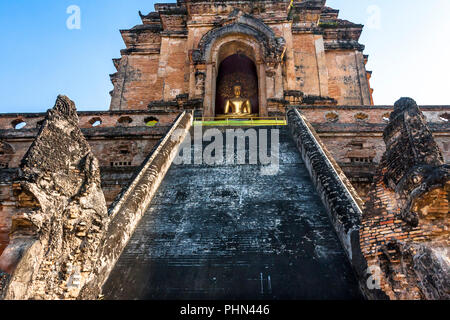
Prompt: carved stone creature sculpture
<box><xmin>0</xmin><ymin>95</ymin><xmax>109</xmax><ymax>300</ymax></box>
<box><xmin>381</xmin><ymin>97</ymin><xmax>449</xmax><ymax>226</ymax></box>
<box><xmin>362</xmin><ymin>97</ymin><xmax>449</xmax><ymax>300</ymax></box>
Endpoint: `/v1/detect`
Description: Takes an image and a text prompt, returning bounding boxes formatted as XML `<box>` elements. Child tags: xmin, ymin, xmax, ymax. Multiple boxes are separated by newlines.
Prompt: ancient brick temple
<box><xmin>0</xmin><ymin>0</ymin><xmax>448</xmax><ymax>300</ymax></box>
<box><xmin>110</xmin><ymin>0</ymin><xmax>374</xmax><ymax>114</ymax></box>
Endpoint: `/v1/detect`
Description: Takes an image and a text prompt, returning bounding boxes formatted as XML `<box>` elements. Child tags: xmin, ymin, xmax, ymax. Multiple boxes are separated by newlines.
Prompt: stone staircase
<box><xmin>102</xmin><ymin>126</ymin><xmax>363</xmax><ymax>300</ymax></box>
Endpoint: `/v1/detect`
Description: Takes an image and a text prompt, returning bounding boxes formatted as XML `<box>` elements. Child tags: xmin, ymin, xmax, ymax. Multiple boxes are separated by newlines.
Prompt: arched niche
<box><xmin>203</xmin><ymin>35</ymin><xmax>267</xmax><ymax>118</ymax></box>
<box><xmin>215</xmin><ymin>54</ymin><xmax>259</xmax><ymax>116</ymax></box>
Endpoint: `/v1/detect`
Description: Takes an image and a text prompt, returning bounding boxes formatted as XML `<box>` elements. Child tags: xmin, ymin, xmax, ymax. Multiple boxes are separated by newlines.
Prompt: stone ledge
<box><xmin>294</xmin><ymin>105</ymin><xmax>450</xmax><ymax>110</ymax></box>
<box><xmin>0</xmin><ymin>126</ymin><xmax>169</xmax><ymax>140</ymax></box>
<box><xmin>312</xmin><ymin>123</ymin><xmax>450</xmax><ymax>133</ymax></box>
<box><xmin>0</xmin><ymin>110</ymin><xmax>181</xmax><ymax>118</ymax></box>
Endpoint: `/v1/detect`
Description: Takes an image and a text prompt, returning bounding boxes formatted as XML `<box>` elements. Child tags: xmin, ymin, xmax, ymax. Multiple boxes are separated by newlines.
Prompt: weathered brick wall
<box><xmin>0</xmin><ymin>110</ymin><xmax>178</xmax><ymax>129</ymax></box>
<box><xmin>299</xmin><ymin>105</ymin><xmax>449</xmax><ymax>125</ymax></box>
<box><xmin>0</xmin><ymin>133</ymin><xmax>165</xmax><ymax>210</ymax></box>
<box><xmin>361</xmin><ymin>179</ymin><xmax>449</xmax><ymax>255</ymax></box>
<box><xmin>325</xmin><ymin>51</ymin><xmax>371</xmax><ymax>105</ymax></box>
<box><xmin>0</xmin><ymin>111</ymin><xmax>178</xmax><ymax>173</ymax></box>
<box><xmin>110</xmin><ymin>55</ymin><xmax>164</xmax><ymax>110</ymax></box>
<box><xmin>160</xmin><ymin>37</ymin><xmax>189</xmax><ymax>100</ymax></box>
<box><xmin>0</xmin><ymin>130</ymin><xmax>170</xmax><ymax>202</ymax></box>
<box><xmin>360</xmin><ymin>177</ymin><xmax>449</xmax><ymax>300</ymax></box>
<box><xmin>110</xmin><ymin>37</ymin><xmax>189</xmax><ymax>111</ymax></box>
<box><xmin>291</xmin><ymin>33</ymin><xmax>321</xmax><ymax>95</ymax></box>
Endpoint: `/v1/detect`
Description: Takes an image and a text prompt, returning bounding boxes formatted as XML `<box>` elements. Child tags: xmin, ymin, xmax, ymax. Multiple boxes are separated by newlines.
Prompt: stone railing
<box><xmin>287</xmin><ymin>107</ymin><xmax>386</xmax><ymax>299</ymax></box>
<box><xmin>79</xmin><ymin>111</ymin><xmax>193</xmax><ymax>298</ymax></box>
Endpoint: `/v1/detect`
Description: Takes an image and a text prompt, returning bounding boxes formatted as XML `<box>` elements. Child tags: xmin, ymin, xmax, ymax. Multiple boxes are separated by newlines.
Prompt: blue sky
<box><xmin>0</xmin><ymin>0</ymin><xmax>449</xmax><ymax>113</ymax></box>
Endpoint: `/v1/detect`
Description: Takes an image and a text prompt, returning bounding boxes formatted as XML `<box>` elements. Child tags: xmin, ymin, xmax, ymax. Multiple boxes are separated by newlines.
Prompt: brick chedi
<box><xmin>0</xmin><ymin>0</ymin><xmax>449</xmax><ymax>301</ymax></box>
<box><xmin>110</xmin><ymin>0</ymin><xmax>374</xmax><ymax>114</ymax></box>
<box><xmin>361</xmin><ymin>98</ymin><xmax>449</xmax><ymax>300</ymax></box>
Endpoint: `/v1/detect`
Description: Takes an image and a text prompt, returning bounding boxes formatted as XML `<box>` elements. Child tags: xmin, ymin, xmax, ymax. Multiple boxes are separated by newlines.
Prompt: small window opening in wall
<box><xmin>145</xmin><ymin>117</ymin><xmax>159</xmax><ymax>127</ymax></box>
<box><xmin>89</xmin><ymin>117</ymin><xmax>102</xmax><ymax>127</ymax></box>
<box><xmin>439</xmin><ymin>113</ymin><xmax>449</xmax><ymax>122</ymax></box>
<box><xmin>118</xmin><ymin>116</ymin><xmax>133</xmax><ymax>125</ymax></box>
<box><xmin>12</xmin><ymin>119</ymin><xmax>27</xmax><ymax>130</ymax></box>
<box><xmin>120</xmin><ymin>149</ymin><xmax>130</xmax><ymax>155</ymax></box>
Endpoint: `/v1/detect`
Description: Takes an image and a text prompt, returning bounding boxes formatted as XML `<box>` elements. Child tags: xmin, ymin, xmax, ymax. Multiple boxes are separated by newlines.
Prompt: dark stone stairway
<box><xmin>102</xmin><ymin>126</ymin><xmax>363</xmax><ymax>300</ymax></box>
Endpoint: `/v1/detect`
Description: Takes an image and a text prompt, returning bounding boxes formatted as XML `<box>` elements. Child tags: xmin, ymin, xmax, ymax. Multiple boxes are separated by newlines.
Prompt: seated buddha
<box><xmin>224</xmin><ymin>85</ymin><xmax>252</xmax><ymax>117</ymax></box>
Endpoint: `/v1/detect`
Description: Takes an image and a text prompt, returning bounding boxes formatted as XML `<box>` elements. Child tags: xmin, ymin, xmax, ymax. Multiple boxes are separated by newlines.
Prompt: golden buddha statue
<box><xmin>224</xmin><ymin>85</ymin><xmax>252</xmax><ymax>117</ymax></box>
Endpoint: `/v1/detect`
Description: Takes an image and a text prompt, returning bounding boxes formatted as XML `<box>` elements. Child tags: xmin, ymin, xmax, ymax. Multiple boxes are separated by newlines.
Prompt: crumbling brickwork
<box><xmin>361</xmin><ymin>98</ymin><xmax>449</xmax><ymax>300</ymax></box>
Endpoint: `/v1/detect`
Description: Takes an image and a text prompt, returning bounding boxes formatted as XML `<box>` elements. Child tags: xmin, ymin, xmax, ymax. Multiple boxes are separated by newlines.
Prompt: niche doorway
<box><xmin>215</xmin><ymin>54</ymin><xmax>259</xmax><ymax>116</ymax></box>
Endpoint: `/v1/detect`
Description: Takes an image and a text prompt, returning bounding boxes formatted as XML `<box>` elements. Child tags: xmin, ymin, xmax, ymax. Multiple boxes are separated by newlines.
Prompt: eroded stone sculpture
<box><xmin>362</xmin><ymin>97</ymin><xmax>449</xmax><ymax>300</ymax></box>
<box><xmin>0</xmin><ymin>96</ymin><xmax>109</xmax><ymax>300</ymax></box>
